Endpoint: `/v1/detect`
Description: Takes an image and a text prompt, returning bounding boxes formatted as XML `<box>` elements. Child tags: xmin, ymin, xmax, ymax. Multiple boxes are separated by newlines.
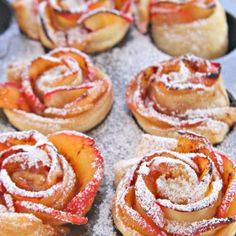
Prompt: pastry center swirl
<box><xmin>35</xmin><ymin>62</ymin><xmax>83</xmax><ymax>99</ymax></box>
<box><xmin>154</xmin><ymin>158</ymin><xmax>203</xmax><ymax>204</ymax></box>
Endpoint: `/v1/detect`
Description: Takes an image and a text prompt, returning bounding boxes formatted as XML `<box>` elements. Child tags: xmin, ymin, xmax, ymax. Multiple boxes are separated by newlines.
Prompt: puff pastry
<box><xmin>113</xmin><ymin>132</ymin><xmax>236</xmax><ymax>236</ymax></box>
<box><xmin>151</xmin><ymin>0</ymin><xmax>228</xmax><ymax>59</ymax></box>
<box><xmin>126</xmin><ymin>54</ymin><xmax>236</xmax><ymax>144</ymax></box>
<box><xmin>13</xmin><ymin>0</ymin><xmax>132</xmax><ymax>53</ymax></box>
<box><xmin>0</xmin><ymin>48</ymin><xmax>113</xmax><ymax>134</ymax></box>
<box><xmin>0</xmin><ymin>130</ymin><xmax>104</xmax><ymax>236</ymax></box>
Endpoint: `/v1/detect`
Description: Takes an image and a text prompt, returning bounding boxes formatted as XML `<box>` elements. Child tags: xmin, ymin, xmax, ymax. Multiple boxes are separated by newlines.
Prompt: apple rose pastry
<box><xmin>12</xmin><ymin>0</ymin><xmax>132</xmax><ymax>53</ymax></box>
<box><xmin>0</xmin><ymin>129</ymin><xmax>104</xmax><ymax>236</ymax></box>
<box><xmin>150</xmin><ymin>0</ymin><xmax>228</xmax><ymax>59</ymax></box>
<box><xmin>113</xmin><ymin>132</ymin><xmax>236</xmax><ymax>236</ymax></box>
<box><xmin>0</xmin><ymin>47</ymin><xmax>113</xmax><ymax>134</ymax></box>
<box><xmin>126</xmin><ymin>54</ymin><xmax>236</xmax><ymax>144</ymax></box>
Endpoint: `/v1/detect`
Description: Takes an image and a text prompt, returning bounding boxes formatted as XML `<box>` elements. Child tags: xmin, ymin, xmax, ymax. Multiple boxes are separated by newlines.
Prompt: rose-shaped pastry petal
<box><xmin>0</xmin><ymin>130</ymin><xmax>104</xmax><ymax>236</ymax></box>
<box><xmin>11</xmin><ymin>0</ymin><xmax>40</xmax><ymax>40</ymax></box>
<box><xmin>126</xmin><ymin>54</ymin><xmax>236</xmax><ymax>144</ymax></box>
<box><xmin>0</xmin><ymin>47</ymin><xmax>113</xmax><ymax>134</ymax></box>
<box><xmin>133</xmin><ymin>0</ymin><xmax>151</xmax><ymax>33</ymax></box>
<box><xmin>13</xmin><ymin>0</ymin><xmax>132</xmax><ymax>53</ymax></box>
<box><xmin>113</xmin><ymin>132</ymin><xmax>236</xmax><ymax>236</ymax></box>
<box><xmin>150</xmin><ymin>0</ymin><xmax>228</xmax><ymax>59</ymax></box>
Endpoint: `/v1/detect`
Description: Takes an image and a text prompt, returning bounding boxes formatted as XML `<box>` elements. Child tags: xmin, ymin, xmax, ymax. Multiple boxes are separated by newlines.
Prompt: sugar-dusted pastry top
<box><xmin>13</xmin><ymin>0</ymin><xmax>132</xmax><ymax>53</ymax></box>
<box><xmin>151</xmin><ymin>0</ymin><xmax>216</xmax><ymax>24</ymax></box>
<box><xmin>135</xmin><ymin>0</ymin><xmax>228</xmax><ymax>59</ymax></box>
<box><xmin>0</xmin><ymin>130</ymin><xmax>104</xmax><ymax>236</ymax></box>
<box><xmin>126</xmin><ymin>54</ymin><xmax>236</xmax><ymax>144</ymax></box>
<box><xmin>134</xmin><ymin>0</ymin><xmax>218</xmax><ymax>32</ymax></box>
<box><xmin>12</xmin><ymin>0</ymin><xmax>228</xmax><ymax>58</ymax></box>
<box><xmin>113</xmin><ymin>132</ymin><xmax>236</xmax><ymax>236</ymax></box>
<box><xmin>0</xmin><ymin>47</ymin><xmax>113</xmax><ymax>134</ymax></box>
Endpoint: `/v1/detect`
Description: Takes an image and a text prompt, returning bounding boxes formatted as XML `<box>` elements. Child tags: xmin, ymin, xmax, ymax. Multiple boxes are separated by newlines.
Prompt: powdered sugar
<box><xmin>157</xmin><ymin>169</ymin><xmax>222</xmax><ymax>212</ymax></box>
<box><xmin>165</xmin><ymin>217</ymin><xmax>234</xmax><ymax>235</ymax></box>
<box><xmin>0</xmin><ymin>204</ymin><xmax>7</xmax><ymax>213</ymax></box>
<box><xmin>158</xmin><ymin>60</ymin><xmax>212</xmax><ymax>91</ymax></box>
<box><xmin>0</xmin><ymin>130</ymin><xmax>79</xmax><ymax>213</ymax></box>
<box><xmin>50</xmin><ymin>0</ymin><xmax>88</xmax><ymax>13</ymax></box>
<box><xmin>135</xmin><ymin>175</ymin><xmax>165</xmax><ymax>227</ymax></box>
<box><xmin>0</xmin><ymin>14</ymin><xmax>236</xmax><ymax>236</ymax></box>
<box><xmin>138</xmin><ymin>162</ymin><xmax>150</xmax><ymax>175</ymax></box>
<box><xmin>153</xmin><ymin>156</ymin><xmax>202</xmax><ymax>204</ymax></box>
<box><xmin>0</xmin><ymin>169</ymin><xmax>62</xmax><ymax>198</ymax></box>
<box><xmin>3</xmin><ymin>194</ymin><xmax>14</xmax><ymax>212</ymax></box>
<box><xmin>1</xmin><ymin>145</ymin><xmax>51</xmax><ymax>169</ymax></box>
<box><xmin>35</xmin><ymin>64</ymin><xmax>82</xmax><ymax>93</ymax></box>
<box><xmin>67</xmin><ymin>27</ymin><xmax>87</xmax><ymax>46</ymax></box>
<box><xmin>0</xmin><ymin>130</ymin><xmax>47</xmax><ymax>144</ymax></box>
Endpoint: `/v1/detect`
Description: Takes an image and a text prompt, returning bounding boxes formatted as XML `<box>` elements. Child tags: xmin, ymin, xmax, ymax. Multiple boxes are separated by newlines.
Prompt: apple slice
<box><xmin>166</xmin><ymin>216</ymin><xmax>236</xmax><ymax>235</ymax></box>
<box><xmin>151</xmin><ymin>0</ymin><xmax>215</xmax><ymax>25</ymax></box>
<box><xmin>34</xmin><ymin>57</ymin><xmax>83</xmax><ymax>99</ymax></box>
<box><xmin>133</xmin><ymin>0</ymin><xmax>151</xmax><ymax>33</ymax></box>
<box><xmin>88</xmin><ymin>0</ymin><xmax>112</xmax><ymax>10</ymax></box>
<box><xmin>0</xmin><ymin>82</ymin><xmax>30</xmax><ymax>112</ymax></box>
<box><xmin>22</xmin><ymin>55</ymin><xmax>62</xmax><ymax>114</ymax></box>
<box><xmin>183</xmin><ymin>59</ymin><xmax>221</xmax><ymax>87</ymax></box>
<box><xmin>52</xmin><ymin>9</ymin><xmax>82</xmax><ymax>29</ymax></box>
<box><xmin>38</xmin><ymin>2</ymin><xmax>55</xmax><ymax>46</ymax></box>
<box><xmin>79</xmin><ymin>8</ymin><xmax>133</xmax><ymax>32</ymax></box>
<box><xmin>38</xmin><ymin>2</ymin><xmax>67</xmax><ymax>48</ymax></box>
<box><xmin>217</xmin><ymin>172</ymin><xmax>236</xmax><ymax>217</ymax></box>
<box><xmin>44</xmin><ymin>84</ymin><xmax>93</xmax><ymax>108</ymax></box>
<box><xmin>49</xmin><ymin>48</ymin><xmax>95</xmax><ymax>81</ymax></box>
<box><xmin>50</xmin><ymin>0</ymin><xmax>84</xmax><ymax>30</ymax></box>
<box><xmin>0</xmin><ymin>212</ymin><xmax>68</xmax><ymax>236</ymax></box>
<box><xmin>44</xmin><ymin>80</ymin><xmax>107</xmax><ymax>117</ymax></box>
<box><xmin>15</xmin><ymin>201</ymin><xmax>88</xmax><ymax>225</ymax></box>
<box><xmin>176</xmin><ymin>131</ymin><xmax>211</xmax><ymax>154</ymax></box>
<box><xmin>114</xmin><ymin>0</ymin><xmax>130</xmax><ymax>11</ymax></box>
<box><xmin>49</xmin><ymin>57</ymin><xmax>82</xmax><ymax>87</ymax></box>
<box><xmin>215</xmin><ymin>151</ymin><xmax>236</xmax><ymax>218</ymax></box>
<box><xmin>48</xmin><ymin>131</ymin><xmax>104</xmax><ymax>215</ymax></box>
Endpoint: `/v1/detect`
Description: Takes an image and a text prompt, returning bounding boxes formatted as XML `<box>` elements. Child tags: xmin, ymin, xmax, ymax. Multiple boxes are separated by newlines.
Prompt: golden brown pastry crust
<box><xmin>0</xmin><ymin>130</ymin><xmax>104</xmax><ymax>236</ymax></box>
<box><xmin>151</xmin><ymin>0</ymin><xmax>228</xmax><ymax>59</ymax></box>
<box><xmin>12</xmin><ymin>0</ymin><xmax>132</xmax><ymax>53</ymax></box>
<box><xmin>0</xmin><ymin>48</ymin><xmax>113</xmax><ymax>134</ymax></box>
<box><xmin>12</xmin><ymin>0</ymin><xmax>39</xmax><ymax>40</ymax></box>
<box><xmin>126</xmin><ymin>55</ymin><xmax>236</xmax><ymax>144</ymax></box>
<box><xmin>113</xmin><ymin>132</ymin><xmax>236</xmax><ymax>236</ymax></box>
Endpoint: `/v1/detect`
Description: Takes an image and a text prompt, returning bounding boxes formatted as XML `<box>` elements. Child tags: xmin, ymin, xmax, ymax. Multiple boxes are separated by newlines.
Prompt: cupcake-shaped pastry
<box><xmin>0</xmin><ymin>130</ymin><xmax>104</xmax><ymax>236</ymax></box>
<box><xmin>151</xmin><ymin>0</ymin><xmax>228</xmax><ymax>59</ymax></box>
<box><xmin>13</xmin><ymin>0</ymin><xmax>132</xmax><ymax>53</ymax></box>
<box><xmin>0</xmin><ymin>48</ymin><xmax>113</xmax><ymax>134</ymax></box>
<box><xmin>126</xmin><ymin>55</ymin><xmax>236</xmax><ymax>144</ymax></box>
<box><xmin>113</xmin><ymin>132</ymin><xmax>236</xmax><ymax>236</ymax></box>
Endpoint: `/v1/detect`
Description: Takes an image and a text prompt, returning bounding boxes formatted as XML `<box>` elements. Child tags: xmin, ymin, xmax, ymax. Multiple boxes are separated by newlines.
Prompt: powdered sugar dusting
<box><xmin>0</xmin><ymin>12</ymin><xmax>236</xmax><ymax>235</ymax></box>
<box><xmin>0</xmin><ymin>129</ymin><xmax>79</xmax><ymax>217</ymax></box>
<box><xmin>3</xmin><ymin>194</ymin><xmax>14</xmax><ymax>212</ymax></box>
<box><xmin>157</xmin><ymin>59</ymin><xmax>214</xmax><ymax>91</ymax></box>
<box><xmin>165</xmin><ymin>217</ymin><xmax>235</xmax><ymax>235</ymax></box>
<box><xmin>0</xmin><ymin>169</ymin><xmax>62</xmax><ymax>198</ymax></box>
<box><xmin>135</xmin><ymin>175</ymin><xmax>165</xmax><ymax>227</ymax></box>
<box><xmin>1</xmin><ymin>145</ymin><xmax>51</xmax><ymax>169</ymax></box>
<box><xmin>136</xmin><ymin>134</ymin><xmax>177</xmax><ymax>157</ymax></box>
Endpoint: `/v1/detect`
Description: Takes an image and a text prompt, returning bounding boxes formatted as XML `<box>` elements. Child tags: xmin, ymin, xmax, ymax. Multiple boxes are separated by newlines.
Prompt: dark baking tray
<box><xmin>0</xmin><ymin>0</ymin><xmax>12</xmax><ymax>34</ymax></box>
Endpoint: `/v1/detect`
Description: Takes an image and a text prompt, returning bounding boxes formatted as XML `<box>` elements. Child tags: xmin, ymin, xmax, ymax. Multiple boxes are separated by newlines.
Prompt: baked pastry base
<box><xmin>151</xmin><ymin>1</ymin><xmax>228</xmax><ymax>59</ymax></box>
